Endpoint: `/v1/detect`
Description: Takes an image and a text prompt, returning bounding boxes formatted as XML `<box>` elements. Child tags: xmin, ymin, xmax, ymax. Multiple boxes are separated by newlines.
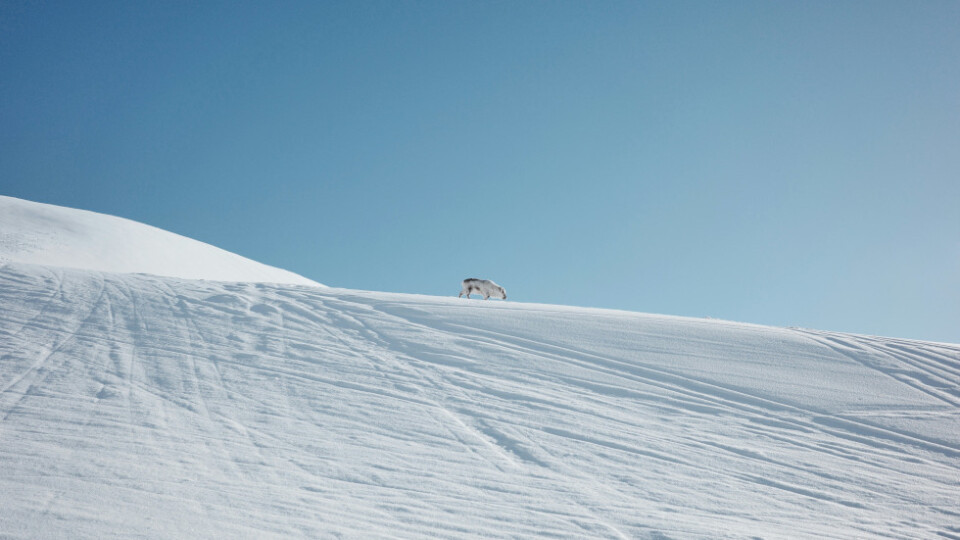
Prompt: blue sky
<box><xmin>2</xmin><ymin>1</ymin><xmax>958</xmax><ymax>343</ymax></box>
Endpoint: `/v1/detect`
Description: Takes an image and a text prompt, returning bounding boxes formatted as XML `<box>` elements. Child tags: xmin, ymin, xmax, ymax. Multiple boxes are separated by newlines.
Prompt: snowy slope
<box><xmin>1</xmin><ymin>262</ymin><xmax>958</xmax><ymax>539</ymax></box>
<box><xmin>0</xmin><ymin>196</ymin><xmax>321</xmax><ymax>286</ymax></box>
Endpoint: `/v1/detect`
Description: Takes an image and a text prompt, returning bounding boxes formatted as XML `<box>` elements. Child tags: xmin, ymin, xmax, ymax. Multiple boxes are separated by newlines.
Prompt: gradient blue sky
<box><xmin>2</xmin><ymin>1</ymin><xmax>958</xmax><ymax>343</ymax></box>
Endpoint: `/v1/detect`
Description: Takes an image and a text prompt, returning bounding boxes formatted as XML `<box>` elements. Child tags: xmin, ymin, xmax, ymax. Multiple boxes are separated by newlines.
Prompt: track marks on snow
<box><xmin>3</xmin><ymin>267</ymin><xmax>959</xmax><ymax>539</ymax></box>
<box><xmin>1</xmin><ymin>270</ymin><xmax>106</xmax><ymax>425</ymax></box>
<box><xmin>800</xmin><ymin>329</ymin><xmax>960</xmax><ymax>408</ymax></box>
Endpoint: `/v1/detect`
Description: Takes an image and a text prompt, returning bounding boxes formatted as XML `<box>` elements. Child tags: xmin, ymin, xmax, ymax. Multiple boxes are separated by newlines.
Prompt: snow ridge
<box><xmin>0</xmin><ymin>195</ymin><xmax>321</xmax><ymax>286</ymax></box>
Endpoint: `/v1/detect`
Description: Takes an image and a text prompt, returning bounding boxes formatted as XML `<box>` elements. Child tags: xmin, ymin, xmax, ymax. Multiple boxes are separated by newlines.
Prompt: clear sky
<box><xmin>2</xmin><ymin>1</ymin><xmax>958</xmax><ymax>343</ymax></box>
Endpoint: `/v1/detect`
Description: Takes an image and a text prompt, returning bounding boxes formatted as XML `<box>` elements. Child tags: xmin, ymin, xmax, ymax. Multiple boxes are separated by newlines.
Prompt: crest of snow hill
<box><xmin>1</xmin><ymin>195</ymin><xmax>958</xmax><ymax>539</ymax></box>
<box><xmin>0</xmin><ymin>195</ymin><xmax>321</xmax><ymax>286</ymax></box>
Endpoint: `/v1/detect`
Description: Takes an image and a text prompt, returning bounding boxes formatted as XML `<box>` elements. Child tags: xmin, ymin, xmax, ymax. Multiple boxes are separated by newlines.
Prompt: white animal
<box><xmin>459</xmin><ymin>278</ymin><xmax>507</xmax><ymax>300</ymax></box>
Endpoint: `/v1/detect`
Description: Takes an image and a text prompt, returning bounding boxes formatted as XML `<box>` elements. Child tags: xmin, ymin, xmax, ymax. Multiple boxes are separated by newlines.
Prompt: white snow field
<box><xmin>1</xmin><ymin>199</ymin><xmax>959</xmax><ymax>539</ymax></box>
<box><xmin>0</xmin><ymin>195</ymin><xmax>320</xmax><ymax>286</ymax></box>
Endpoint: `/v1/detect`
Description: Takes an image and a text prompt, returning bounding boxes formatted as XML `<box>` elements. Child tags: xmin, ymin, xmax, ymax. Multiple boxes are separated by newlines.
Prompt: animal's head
<box><xmin>498</xmin><ymin>286</ymin><xmax>507</xmax><ymax>300</ymax></box>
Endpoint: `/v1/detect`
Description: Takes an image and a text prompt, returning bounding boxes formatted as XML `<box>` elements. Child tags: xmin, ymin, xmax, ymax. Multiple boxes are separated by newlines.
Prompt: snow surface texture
<box><xmin>1</xmin><ymin>261</ymin><xmax>958</xmax><ymax>539</ymax></box>
<box><xmin>0</xmin><ymin>195</ymin><xmax>321</xmax><ymax>286</ymax></box>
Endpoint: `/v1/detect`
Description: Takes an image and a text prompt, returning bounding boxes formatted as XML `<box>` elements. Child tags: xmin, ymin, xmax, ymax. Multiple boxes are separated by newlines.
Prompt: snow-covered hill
<box><xmin>0</xmin><ymin>196</ymin><xmax>320</xmax><ymax>286</ymax></box>
<box><xmin>1</xmin><ymin>199</ymin><xmax>958</xmax><ymax>539</ymax></box>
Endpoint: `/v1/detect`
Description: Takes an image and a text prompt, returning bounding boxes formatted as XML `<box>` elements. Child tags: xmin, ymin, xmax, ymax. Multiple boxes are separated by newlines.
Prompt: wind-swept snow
<box><xmin>0</xmin><ymin>196</ymin><xmax>320</xmax><ymax>286</ymax></box>
<box><xmin>1</xmin><ymin>262</ymin><xmax>957</xmax><ymax>539</ymax></box>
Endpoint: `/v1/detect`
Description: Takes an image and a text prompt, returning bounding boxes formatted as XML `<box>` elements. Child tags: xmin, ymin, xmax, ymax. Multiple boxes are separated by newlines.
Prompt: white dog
<box><xmin>459</xmin><ymin>278</ymin><xmax>507</xmax><ymax>300</ymax></box>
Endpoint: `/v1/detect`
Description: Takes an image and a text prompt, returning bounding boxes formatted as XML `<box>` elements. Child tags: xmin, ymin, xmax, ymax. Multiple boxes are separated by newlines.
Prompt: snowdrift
<box><xmin>1</xmin><ymin>261</ymin><xmax>958</xmax><ymax>539</ymax></box>
<box><xmin>0</xmin><ymin>195</ymin><xmax>320</xmax><ymax>286</ymax></box>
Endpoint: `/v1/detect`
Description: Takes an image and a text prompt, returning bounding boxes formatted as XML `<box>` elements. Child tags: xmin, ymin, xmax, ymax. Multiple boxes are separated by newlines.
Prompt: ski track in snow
<box><xmin>1</xmin><ymin>263</ymin><xmax>958</xmax><ymax>539</ymax></box>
